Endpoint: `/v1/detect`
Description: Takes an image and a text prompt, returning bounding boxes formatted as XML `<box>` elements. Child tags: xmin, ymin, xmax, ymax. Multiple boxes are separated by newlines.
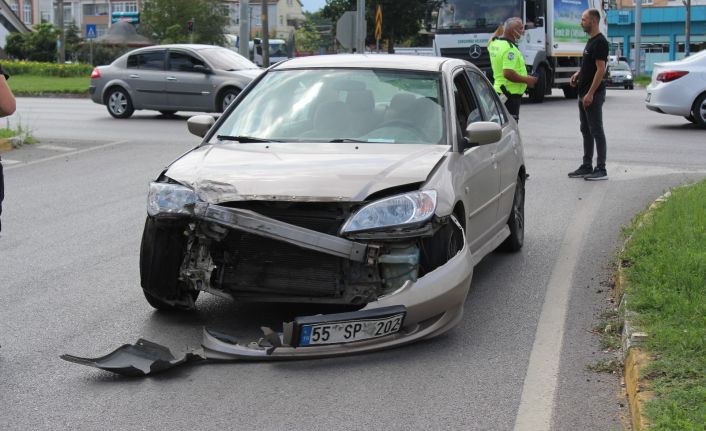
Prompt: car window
<box><xmin>452</xmin><ymin>71</ymin><xmax>481</xmax><ymax>131</ymax></box>
<box><xmin>465</xmin><ymin>70</ymin><xmax>504</xmax><ymax>125</ymax></box>
<box><xmin>213</xmin><ymin>68</ymin><xmax>445</xmax><ymax>145</ymax></box>
<box><xmin>126</xmin><ymin>51</ymin><xmax>165</xmax><ymax>70</ymax></box>
<box><xmin>168</xmin><ymin>51</ymin><xmax>206</xmax><ymax>72</ymax></box>
<box><xmin>199</xmin><ymin>47</ymin><xmax>259</xmax><ymax>71</ymax></box>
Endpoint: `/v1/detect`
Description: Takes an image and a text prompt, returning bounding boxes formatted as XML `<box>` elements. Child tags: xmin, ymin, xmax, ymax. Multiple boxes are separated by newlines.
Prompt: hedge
<box><xmin>1</xmin><ymin>60</ymin><xmax>93</xmax><ymax>77</ymax></box>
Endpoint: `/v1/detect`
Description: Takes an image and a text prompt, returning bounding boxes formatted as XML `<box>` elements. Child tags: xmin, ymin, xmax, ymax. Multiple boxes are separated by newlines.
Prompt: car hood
<box><xmin>165</xmin><ymin>143</ymin><xmax>451</xmax><ymax>203</ymax></box>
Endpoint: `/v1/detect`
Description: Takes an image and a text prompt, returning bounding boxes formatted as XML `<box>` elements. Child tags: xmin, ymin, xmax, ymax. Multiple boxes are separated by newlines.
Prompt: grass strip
<box><xmin>7</xmin><ymin>75</ymin><xmax>89</xmax><ymax>95</ymax></box>
<box><xmin>621</xmin><ymin>180</ymin><xmax>706</xmax><ymax>430</ymax></box>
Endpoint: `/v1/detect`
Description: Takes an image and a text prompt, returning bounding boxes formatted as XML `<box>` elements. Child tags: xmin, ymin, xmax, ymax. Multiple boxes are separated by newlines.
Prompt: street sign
<box><xmin>336</xmin><ymin>11</ymin><xmax>357</xmax><ymax>50</ymax></box>
<box><xmin>85</xmin><ymin>24</ymin><xmax>97</xmax><ymax>40</ymax></box>
<box><xmin>375</xmin><ymin>5</ymin><xmax>382</xmax><ymax>41</ymax></box>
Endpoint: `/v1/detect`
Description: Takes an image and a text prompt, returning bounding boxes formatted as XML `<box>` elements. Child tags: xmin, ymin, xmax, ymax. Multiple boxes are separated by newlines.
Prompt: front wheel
<box><xmin>691</xmin><ymin>93</ymin><xmax>706</xmax><ymax>129</ymax></box>
<box><xmin>139</xmin><ymin>217</ymin><xmax>199</xmax><ymax>311</ymax></box>
<box><xmin>499</xmin><ymin>174</ymin><xmax>525</xmax><ymax>252</ymax></box>
<box><xmin>106</xmin><ymin>87</ymin><xmax>134</xmax><ymax>119</ymax></box>
<box><xmin>219</xmin><ymin>88</ymin><xmax>241</xmax><ymax>112</ymax></box>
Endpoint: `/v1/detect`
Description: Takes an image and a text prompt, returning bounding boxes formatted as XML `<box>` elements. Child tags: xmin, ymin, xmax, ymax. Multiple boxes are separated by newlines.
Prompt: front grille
<box><xmin>216</xmin><ymin>231</ymin><xmax>342</xmax><ymax>297</ymax></box>
<box><xmin>440</xmin><ymin>47</ymin><xmax>491</xmax><ymax>71</ymax></box>
<box><xmin>212</xmin><ymin>201</ymin><xmax>357</xmax><ymax>297</ymax></box>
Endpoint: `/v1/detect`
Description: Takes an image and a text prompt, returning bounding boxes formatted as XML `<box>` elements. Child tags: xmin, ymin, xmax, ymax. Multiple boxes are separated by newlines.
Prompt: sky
<box><xmin>300</xmin><ymin>0</ymin><xmax>326</xmax><ymax>12</ymax></box>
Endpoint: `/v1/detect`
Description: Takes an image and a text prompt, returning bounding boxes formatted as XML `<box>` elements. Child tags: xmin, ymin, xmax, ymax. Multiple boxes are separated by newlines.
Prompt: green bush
<box><xmin>0</xmin><ymin>61</ymin><xmax>93</xmax><ymax>77</ymax></box>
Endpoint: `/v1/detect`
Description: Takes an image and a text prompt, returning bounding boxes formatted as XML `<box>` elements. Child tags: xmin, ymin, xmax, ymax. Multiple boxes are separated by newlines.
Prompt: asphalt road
<box><xmin>1</xmin><ymin>90</ymin><xmax>705</xmax><ymax>431</ymax></box>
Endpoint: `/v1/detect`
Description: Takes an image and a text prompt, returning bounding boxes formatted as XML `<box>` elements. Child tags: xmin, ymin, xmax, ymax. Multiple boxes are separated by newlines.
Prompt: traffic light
<box><xmin>187</xmin><ymin>20</ymin><xmax>194</xmax><ymax>33</ymax></box>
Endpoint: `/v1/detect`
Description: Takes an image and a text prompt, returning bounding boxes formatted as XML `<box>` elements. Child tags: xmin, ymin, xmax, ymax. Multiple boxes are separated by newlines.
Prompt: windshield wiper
<box><xmin>217</xmin><ymin>135</ymin><xmax>280</xmax><ymax>143</ymax></box>
<box><xmin>328</xmin><ymin>138</ymin><xmax>368</xmax><ymax>143</ymax></box>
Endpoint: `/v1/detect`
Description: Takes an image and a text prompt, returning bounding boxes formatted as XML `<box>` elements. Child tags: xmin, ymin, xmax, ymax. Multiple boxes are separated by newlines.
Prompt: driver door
<box><xmin>165</xmin><ymin>50</ymin><xmax>215</xmax><ymax>111</ymax></box>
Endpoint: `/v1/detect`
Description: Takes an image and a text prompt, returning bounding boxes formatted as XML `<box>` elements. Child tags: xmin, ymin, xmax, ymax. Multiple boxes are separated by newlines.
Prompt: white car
<box><xmin>646</xmin><ymin>50</ymin><xmax>706</xmax><ymax>128</ymax></box>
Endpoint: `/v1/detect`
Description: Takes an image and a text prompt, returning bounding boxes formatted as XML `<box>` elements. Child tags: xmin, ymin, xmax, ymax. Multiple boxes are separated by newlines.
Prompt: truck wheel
<box><xmin>562</xmin><ymin>85</ymin><xmax>578</xmax><ymax>99</ymax></box>
<box><xmin>529</xmin><ymin>67</ymin><xmax>546</xmax><ymax>103</ymax></box>
<box><xmin>139</xmin><ymin>217</ymin><xmax>199</xmax><ymax>311</ymax></box>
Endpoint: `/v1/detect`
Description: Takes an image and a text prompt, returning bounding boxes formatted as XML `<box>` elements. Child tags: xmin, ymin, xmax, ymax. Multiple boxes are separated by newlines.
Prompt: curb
<box><xmin>616</xmin><ymin>191</ymin><xmax>672</xmax><ymax>431</ymax></box>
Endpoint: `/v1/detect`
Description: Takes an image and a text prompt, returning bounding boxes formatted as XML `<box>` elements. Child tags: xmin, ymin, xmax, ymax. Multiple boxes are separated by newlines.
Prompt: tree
<box><xmin>321</xmin><ymin>0</ymin><xmax>441</xmax><ymax>53</ymax></box>
<box><xmin>141</xmin><ymin>0</ymin><xmax>228</xmax><ymax>45</ymax></box>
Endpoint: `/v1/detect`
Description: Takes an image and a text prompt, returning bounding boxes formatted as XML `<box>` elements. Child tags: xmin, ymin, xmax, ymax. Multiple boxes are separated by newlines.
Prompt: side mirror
<box><xmin>193</xmin><ymin>64</ymin><xmax>211</xmax><ymax>74</ymax></box>
<box><xmin>464</xmin><ymin>121</ymin><xmax>502</xmax><ymax>149</ymax></box>
<box><xmin>187</xmin><ymin>115</ymin><xmax>216</xmax><ymax>138</ymax></box>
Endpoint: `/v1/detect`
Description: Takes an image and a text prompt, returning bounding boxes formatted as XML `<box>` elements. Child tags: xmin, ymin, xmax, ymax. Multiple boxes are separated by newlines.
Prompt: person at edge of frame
<box><xmin>487</xmin><ymin>17</ymin><xmax>537</xmax><ymax>122</ymax></box>
<box><xmin>0</xmin><ymin>63</ymin><xmax>18</xmax><ymax>234</ymax></box>
<box><xmin>568</xmin><ymin>8</ymin><xmax>609</xmax><ymax>181</ymax></box>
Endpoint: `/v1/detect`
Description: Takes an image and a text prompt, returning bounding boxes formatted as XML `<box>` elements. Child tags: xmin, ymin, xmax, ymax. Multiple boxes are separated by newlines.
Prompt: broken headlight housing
<box><xmin>147</xmin><ymin>182</ymin><xmax>197</xmax><ymax>217</ymax></box>
<box><xmin>341</xmin><ymin>190</ymin><xmax>437</xmax><ymax>234</ymax></box>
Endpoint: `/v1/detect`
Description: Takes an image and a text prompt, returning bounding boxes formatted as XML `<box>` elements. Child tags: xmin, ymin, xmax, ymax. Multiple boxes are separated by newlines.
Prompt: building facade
<box><xmin>608</xmin><ymin>4</ymin><xmax>706</xmax><ymax>72</ymax></box>
<box><xmin>222</xmin><ymin>0</ymin><xmax>304</xmax><ymax>39</ymax></box>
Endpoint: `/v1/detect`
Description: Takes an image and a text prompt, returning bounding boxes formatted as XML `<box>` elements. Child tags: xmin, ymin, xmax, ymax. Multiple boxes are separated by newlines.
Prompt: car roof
<box><xmin>130</xmin><ymin>44</ymin><xmax>226</xmax><ymax>53</ymax></box>
<box><xmin>271</xmin><ymin>54</ymin><xmax>457</xmax><ymax>72</ymax></box>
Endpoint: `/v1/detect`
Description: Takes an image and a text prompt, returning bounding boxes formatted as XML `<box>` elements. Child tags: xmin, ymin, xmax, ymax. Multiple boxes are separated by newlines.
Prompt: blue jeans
<box><xmin>578</xmin><ymin>88</ymin><xmax>607</xmax><ymax>169</ymax></box>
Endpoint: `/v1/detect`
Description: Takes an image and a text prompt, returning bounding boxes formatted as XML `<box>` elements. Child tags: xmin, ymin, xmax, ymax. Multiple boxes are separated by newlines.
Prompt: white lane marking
<box><xmin>513</xmin><ymin>185</ymin><xmax>606</xmax><ymax>431</ymax></box>
<box><xmin>4</xmin><ymin>140</ymin><xmax>129</xmax><ymax>171</ymax></box>
<box><xmin>36</xmin><ymin>144</ymin><xmax>77</xmax><ymax>152</ymax></box>
<box><xmin>1</xmin><ymin>159</ymin><xmax>21</xmax><ymax>165</ymax></box>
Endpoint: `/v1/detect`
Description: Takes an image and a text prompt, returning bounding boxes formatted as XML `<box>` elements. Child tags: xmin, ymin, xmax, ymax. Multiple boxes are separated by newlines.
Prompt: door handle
<box><xmin>166</xmin><ymin>76</ymin><xmax>177</xmax><ymax>81</ymax></box>
<box><xmin>129</xmin><ymin>74</ymin><xmax>139</xmax><ymax>79</ymax></box>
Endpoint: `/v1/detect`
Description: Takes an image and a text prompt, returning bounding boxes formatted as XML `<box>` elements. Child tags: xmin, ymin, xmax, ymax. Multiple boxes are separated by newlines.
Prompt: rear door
<box><xmin>165</xmin><ymin>49</ymin><xmax>215</xmax><ymax>111</ymax></box>
<box><xmin>125</xmin><ymin>50</ymin><xmax>167</xmax><ymax>108</ymax></box>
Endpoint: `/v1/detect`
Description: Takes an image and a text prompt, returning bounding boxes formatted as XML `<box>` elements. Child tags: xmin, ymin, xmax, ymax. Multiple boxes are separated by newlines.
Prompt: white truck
<box><xmin>223</xmin><ymin>35</ymin><xmax>291</xmax><ymax>67</ymax></box>
<box><xmin>433</xmin><ymin>0</ymin><xmax>608</xmax><ymax>102</ymax></box>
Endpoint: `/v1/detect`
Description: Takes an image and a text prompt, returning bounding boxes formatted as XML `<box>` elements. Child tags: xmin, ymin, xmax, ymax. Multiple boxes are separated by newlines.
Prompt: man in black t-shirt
<box><xmin>568</xmin><ymin>8</ymin><xmax>609</xmax><ymax>181</ymax></box>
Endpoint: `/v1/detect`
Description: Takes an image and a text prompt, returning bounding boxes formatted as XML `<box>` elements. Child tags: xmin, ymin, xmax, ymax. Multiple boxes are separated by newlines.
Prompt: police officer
<box><xmin>488</xmin><ymin>17</ymin><xmax>537</xmax><ymax>121</ymax></box>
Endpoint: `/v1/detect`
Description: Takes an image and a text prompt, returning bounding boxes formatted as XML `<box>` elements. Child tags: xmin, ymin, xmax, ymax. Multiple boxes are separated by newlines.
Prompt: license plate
<box><xmin>298</xmin><ymin>313</ymin><xmax>405</xmax><ymax>346</ymax></box>
<box><xmin>646</xmin><ymin>93</ymin><xmax>651</xmax><ymax>102</ymax></box>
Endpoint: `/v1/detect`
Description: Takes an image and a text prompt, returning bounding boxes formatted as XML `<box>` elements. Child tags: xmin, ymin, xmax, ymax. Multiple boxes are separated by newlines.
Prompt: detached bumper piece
<box><xmin>61</xmin><ymin>306</ymin><xmax>415</xmax><ymax>376</ymax></box>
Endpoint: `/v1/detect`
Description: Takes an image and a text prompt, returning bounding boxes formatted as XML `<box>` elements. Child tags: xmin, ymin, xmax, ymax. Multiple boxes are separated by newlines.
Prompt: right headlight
<box><xmin>341</xmin><ymin>190</ymin><xmax>437</xmax><ymax>234</ymax></box>
<box><xmin>147</xmin><ymin>182</ymin><xmax>197</xmax><ymax>217</ymax></box>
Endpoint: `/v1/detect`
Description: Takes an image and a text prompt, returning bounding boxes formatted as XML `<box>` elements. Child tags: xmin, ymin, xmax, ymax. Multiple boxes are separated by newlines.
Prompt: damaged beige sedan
<box><xmin>140</xmin><ymin>54</ymin><xmax>526</xmax><ymax>360</ymax></box>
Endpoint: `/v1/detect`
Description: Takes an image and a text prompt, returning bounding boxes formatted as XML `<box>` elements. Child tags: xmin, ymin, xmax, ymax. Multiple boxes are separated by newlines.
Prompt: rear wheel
<box><xmin>139</xmin><ymin>217</ymin><xmax>199</xmax><ymax>311</ymax></box>
<box><xmin>499</xmin><ymin>174</ymin><xmax>525</xmax><ymax>252</ymax></box>
<box><xmin>691</xmin><ymin>93</ymin><xmax>706</xmax><ymax>129</ymax></box>
<box><xmin>106</xmin><ymin>87</ymin><xmax>134</xmax><ymax>119</ymax></box>
<box><xmin>562</xmin><ymin>85</ymin><xmax>578</xmax><ymax>99</ymax></box>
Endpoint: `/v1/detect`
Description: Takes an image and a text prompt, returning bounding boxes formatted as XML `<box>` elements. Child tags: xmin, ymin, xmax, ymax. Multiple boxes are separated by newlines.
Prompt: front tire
<box><xmin>691</xmin><ymin>93</ymin><xmax>706</xmax><ymax>129</ymax></box>
<box><xmin>499</xmin><ymin>174</ymin><xmax>525</xmax><ymax>252</ymax></box>
<box><xmin>106</xmin><ymin>87</ymin><xmax>134</xmax><ymax>119</ymax></box>
<box><xmin>139</xmin><ymin>217</ymin><xmax>199</xmax><ymax>311</ymax></box>
<box><xmin>219</xmin><ymin>88</ymin><xmax>241</xmax><ymax>112</ymax></box>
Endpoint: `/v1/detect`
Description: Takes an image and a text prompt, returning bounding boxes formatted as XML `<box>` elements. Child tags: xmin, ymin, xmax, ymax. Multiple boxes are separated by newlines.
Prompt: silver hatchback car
<box><xmin>89</xmin><ymin>44</ymin><xmax>262</xmax><ymax>118</ymax></box>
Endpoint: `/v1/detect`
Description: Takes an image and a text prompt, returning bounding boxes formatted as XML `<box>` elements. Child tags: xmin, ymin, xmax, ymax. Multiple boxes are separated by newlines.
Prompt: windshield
<box><xmin>213</xmin><ymin>68</ymin><xmax>445</xmax><ymax>145</ymax></box>
<box><xmin>437</xmin><ymin>0</ymin><xmax>523</xmax><ymax>33</ymax></box>
<box><xmin>611</xmin><ymin>62</ymin><xmax>630</xmax><ymax>71</ymax></box>
<box><xmin>269</xmin><ymin>41</ymin><xmax>287</xmax><ymax>57</ymax></box>
<box><xmin>199</xmin><ymin>47</ymin><xmax>259</xmax><ymax>71</ymax></box>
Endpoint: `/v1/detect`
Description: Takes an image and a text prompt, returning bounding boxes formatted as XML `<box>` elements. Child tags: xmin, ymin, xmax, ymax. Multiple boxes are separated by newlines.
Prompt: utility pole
<box><xmin>57</xmin><ymin>0</ymin><xmax>65</xmax><ymax>63</ymax></box>
<box><xmin>356</xmin><ymin>0</ymin><xmax>365</xmax><ymax>53</ymax></box>
<box><xmin>261</xmin><ymin>0</ymin><xmax>269</xmax><ymax>67</ymax></box>
<box><xmin>684</xmin><ymin>0</ymin><xmax>691</xmax><ymax>57</ymax></box>
<box><xmin>634</xmin><ymin>0</ymin><xmax>641</xmax><ymax>76</ymax></box>
<box><xmin>239</xmin><ymin>0</ymin><xmax>250</xmax><ymax>59</ymax></box>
